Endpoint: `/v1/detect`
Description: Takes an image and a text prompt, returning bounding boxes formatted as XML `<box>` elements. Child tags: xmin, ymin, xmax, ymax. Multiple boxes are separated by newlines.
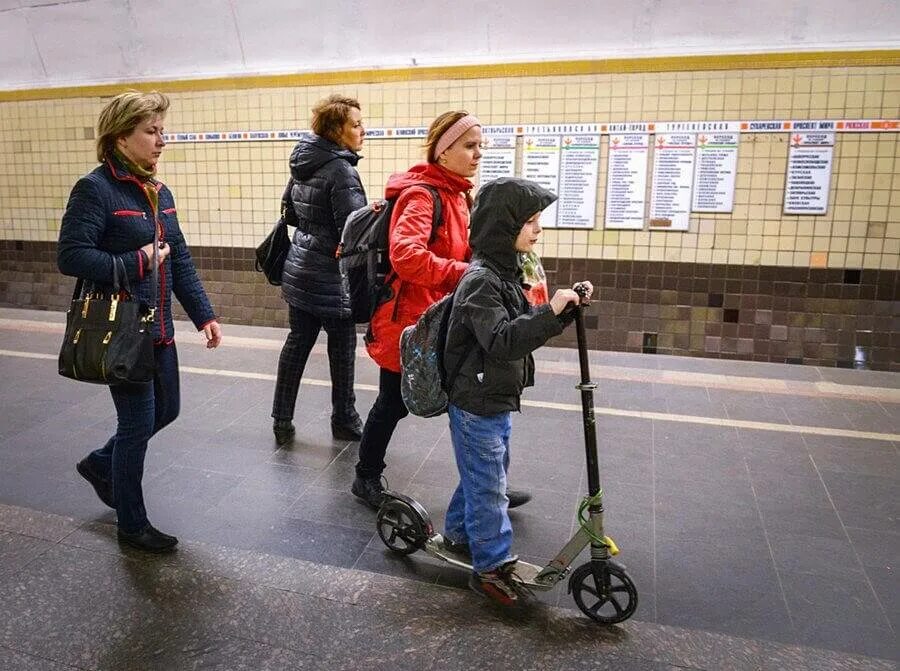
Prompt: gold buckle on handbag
<box><xmin>108</xmin><ymin>296</ymin><xmax>118</xmax><ymax>321</ymax></box>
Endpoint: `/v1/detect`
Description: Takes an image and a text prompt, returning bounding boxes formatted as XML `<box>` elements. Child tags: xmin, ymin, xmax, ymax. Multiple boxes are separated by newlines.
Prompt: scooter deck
<box><xmin>426</xmin><ymin>535</ymin><xmax>557</xmax><ymax>590</ymax></box>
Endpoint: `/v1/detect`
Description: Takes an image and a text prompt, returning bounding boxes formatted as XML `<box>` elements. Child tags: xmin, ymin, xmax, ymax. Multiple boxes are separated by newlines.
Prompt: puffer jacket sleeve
<box><xmin>389</xmin><ymin>187</ymin><xmax>467</xmax><ymax>293</ymax></box>
<box><xmin>165</xmin><ymin>193</ymin><xmax>216</xmax><ymax>329</ymax></box>
<box><xmin>57</xmin><ymin>177</ymin><xmax>144</xmax><ymax>283</ymax></box>
<box><xmin>330</xmin><ymin>163</ymin><xmax>366</xmax><ymax>236</ymax></box>
<box><xmin>458</xmin><ymin>270</ymin><xmax>563</xmax><ymax>361</ymax></box>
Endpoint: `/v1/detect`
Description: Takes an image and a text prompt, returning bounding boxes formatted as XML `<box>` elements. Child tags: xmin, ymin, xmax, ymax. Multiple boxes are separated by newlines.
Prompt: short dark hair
<box><xmin>311</xmin><ymin>95</ymin><xmax>361</xmax><ymax>144</ymax></box>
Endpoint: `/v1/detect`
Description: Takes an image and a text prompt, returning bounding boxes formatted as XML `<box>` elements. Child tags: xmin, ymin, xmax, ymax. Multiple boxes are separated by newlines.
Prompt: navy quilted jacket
<box><xmin>281</xmin><ymin>133</ymin><xmax>366</xmax><ymax>319</ymax></box>
<box><xmin>57</xmin><ymin>157</ymin><xmax>216</xmax><ymax>343</ymax></box>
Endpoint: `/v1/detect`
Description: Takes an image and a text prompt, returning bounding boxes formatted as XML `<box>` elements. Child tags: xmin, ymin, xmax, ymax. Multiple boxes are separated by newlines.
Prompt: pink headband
<box><xmin>434</xmin><ymin>114</ymin><xmax>481</xmax><ymax>159</ymax></box>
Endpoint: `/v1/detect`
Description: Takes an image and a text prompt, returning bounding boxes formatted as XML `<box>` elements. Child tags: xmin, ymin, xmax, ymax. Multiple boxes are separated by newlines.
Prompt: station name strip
<box><xmin>162</xmin><ymin>119</ymin><xmax>898</xmax><ymax>143</ymax></box>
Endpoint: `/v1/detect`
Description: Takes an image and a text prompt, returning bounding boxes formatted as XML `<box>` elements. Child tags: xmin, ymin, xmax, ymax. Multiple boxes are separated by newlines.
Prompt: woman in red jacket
<box><xmin>351</xmin><ymin>111</ymin><xmax>480</xmax><ymax>507</ymax></box>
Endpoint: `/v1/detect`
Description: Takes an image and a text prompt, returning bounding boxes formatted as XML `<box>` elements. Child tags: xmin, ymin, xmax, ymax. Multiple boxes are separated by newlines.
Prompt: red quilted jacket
<box><xmin>365</xmin><ymin>162</ymin><xmax>472</xmax><ymax>372</ymax></box>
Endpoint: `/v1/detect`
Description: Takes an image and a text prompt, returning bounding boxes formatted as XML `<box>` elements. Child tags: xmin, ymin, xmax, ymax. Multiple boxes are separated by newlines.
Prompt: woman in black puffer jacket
<box><xmin>272</xmin><ymin>95</ymin><xmax>367</xmax><ymax>445</ymax></box>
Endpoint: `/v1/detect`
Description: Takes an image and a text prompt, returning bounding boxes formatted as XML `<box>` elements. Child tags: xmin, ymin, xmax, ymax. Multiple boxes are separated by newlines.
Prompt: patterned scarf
<box><xmin>114</xmin><ymin>149</ymin><xmax>158</xmax><ymax>216</ymax></box>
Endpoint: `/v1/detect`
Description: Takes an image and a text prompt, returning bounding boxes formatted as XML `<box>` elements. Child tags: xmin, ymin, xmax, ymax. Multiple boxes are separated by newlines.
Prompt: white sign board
<box><xmin>692</xmin><ymin>132</ymin><xmax>739</xmax><ymax>213</ymax></box>
<box><xmin>557</xmin><ymin>135</ymin><xmax>601</xmax><ymax>229</ymax></box>
<box><xmin>604</xmin><ymin>133</ymin><xmax>649</xmax><ymax>229</ymax></box>
<box><xmin>649</xmin><ymin>133</ymin><xmax>696</xmax><ymax>231</ymax></box>
<box><xmin>784</xmin><ymin>132</ymin><xmax>835</xmax><ymax>215</ymax></box>
<box><xmin>478</xmin><ymin>135</ymin><xmax>517</xmax><ymax>187</ymax></box>
<box><xmin>521</xmin><ymin>135</ymin><xmax>561</xmax><ymax>227</ymax></box>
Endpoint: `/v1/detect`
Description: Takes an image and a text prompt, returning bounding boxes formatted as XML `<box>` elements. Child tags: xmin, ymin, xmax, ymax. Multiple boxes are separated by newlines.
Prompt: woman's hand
<box><xmin>202</xmin><ymin>321</ymin><xmax>222</xmax><ymax>349</ymax></box>
<box><xmin>140</xmin><ymin>241</ymin><xmax>170</xmax><ymax>266</ymax></box>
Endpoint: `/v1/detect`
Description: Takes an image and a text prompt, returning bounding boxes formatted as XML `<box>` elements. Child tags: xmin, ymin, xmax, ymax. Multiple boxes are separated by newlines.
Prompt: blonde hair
<box><xmin>96</xmin><ymin>90</ymin><xmax>170</xmax><ymax>162</ymax></box>
<box><xmin>311</xmin><ymin>95</ymin><xmax>361</xmax><ymax>145</ymax></box>
<box><xmin>424</xmin><ymin>110</ymin><xmax>469</xmax><ymax>163</ymax></box>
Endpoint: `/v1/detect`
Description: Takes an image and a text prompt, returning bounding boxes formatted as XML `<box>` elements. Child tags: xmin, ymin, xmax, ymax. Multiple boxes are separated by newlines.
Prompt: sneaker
<box><xmin>469</xmin><ymin>562</ymin><xmax>524</xmax><ymax>607</ymax></box>
<box><xmin>351</xmin><ymin>476</ymin><xmax>385</xmax><ymax>509</ymax></box>
<box><xmin>507</xmin><ymin>488</ymin><xmax>532</xmax><ymax>509</ymax></box>
<box><xmin>273</xmin><ymin>419</ymin><xmax>295</xmax><ymax>446</ymax></box>
<box><xmin>76</xmin><ymin>458</ymin><xmax>115</xmax><ymax>509</ymax></box>
<box><xmin>443</xmin><ymin>537</ymin><xmax>472</xmax><ymax>558</ymax></box>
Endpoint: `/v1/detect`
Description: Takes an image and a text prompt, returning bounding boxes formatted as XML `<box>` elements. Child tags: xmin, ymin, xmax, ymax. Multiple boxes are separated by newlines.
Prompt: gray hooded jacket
<box><xmin>444</xmin><ymin>178</ymin><xmax>565</xmax><ymax>415</ymax></box>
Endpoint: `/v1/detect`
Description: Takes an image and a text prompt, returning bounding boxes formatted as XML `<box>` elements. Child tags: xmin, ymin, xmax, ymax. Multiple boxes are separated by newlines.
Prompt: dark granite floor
<box><xmin>0</xmin><ymin>307</ymin><xmax>897</xmax><ymax>670</ymax></box>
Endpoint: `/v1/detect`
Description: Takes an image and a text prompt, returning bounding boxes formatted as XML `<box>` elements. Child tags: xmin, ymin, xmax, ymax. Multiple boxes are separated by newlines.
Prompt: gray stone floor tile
<box><xmin>807</xmin><ymin>439</ymin><xmax>899</xmax><ymax>479</ymax></box>
<box><xmin>737</xmin><ymin>427</ymin><xmax>809</xmax><ymax>453</ymax></box>
<box><xmin>793</xmin><ymin>617</ymin><xmax>898</xmax><ymax>662</ymax></box>
<box><xmin>286</xmin><ymin>484</ymin><xmax>381</xmax><ymax>531</ymax></box>
<box><xmin>757</xmin><ymin>500</ymin><xmax>847</xmax><ymax>540</ymax></box>
<box><xmin>0</xmin><ymin>504</ymin><xmax>81</xmax><ymax>542</ymax></box>
<box><xmin>768</xmin><ymin>532</ymin><xmax>864</xmax><ymax>578</ymax></box>
<box><xmin>744</xmin><ymin>447</ymin><xmax>818</xmax><ymax>478</ymax></box>
<box><xmin>653</xmin><ymin>420</ymin><xmax>740</xmax><ymax>453</ymax></box>
<box><xmin>250</xmin><ymin>515</ymin><xmax>374</xmax><ymax>568</ymax></box>
<box><xmin>779</xmin><ymin>397</ymin><xmax>855</xmax><ymax>430</ymax></box>
<box><xmin>818</xmin><ymin>471</ymin><xmax>899</xmax><ymax>533</ymax></box>
<box><xmin>654</xmin><ymin>442</ymin><xmax>748</xmax><ymax>482</ymax></box>
<box><xmin>780</xmin><ymin>569</ymin><xmax>890</xmax><ymax>631</ymax></box>
<box><xmin>0</xmin><ymin>531</ymin><xmax>56</xmax><ymax>581</ymax></box>
<box><xmin>845</xmin><ymin>526</ymin><xmax>899</xmax><ymax>569</ymax></box>
<box><xmin>0</xmin><ymin>646</ymin><xmax>80</xmax><ymax>671</ymax></box>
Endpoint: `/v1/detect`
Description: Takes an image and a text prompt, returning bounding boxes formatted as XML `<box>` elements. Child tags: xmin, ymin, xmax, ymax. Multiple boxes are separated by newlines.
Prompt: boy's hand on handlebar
<box><xmin>573</xmin><ymin>281</ymin><xmax>594</xmax><ymax>303</ymax></box>
<box><xmin>550</xmin><ymin>289</ymin><xmax>581</xmax><ymax>315</ymax></box>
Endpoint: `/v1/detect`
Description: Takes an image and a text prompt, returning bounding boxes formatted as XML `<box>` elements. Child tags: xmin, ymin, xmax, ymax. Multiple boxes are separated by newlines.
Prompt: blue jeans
<box><xmin>444</xmin><ymin>404</ymin><xmax>516</xmax><ymax>573</ymax></box>
<box><xmin>85</xmin><ymin>343</ymin><xmax>180</xmax><ymax>533</ymax></box>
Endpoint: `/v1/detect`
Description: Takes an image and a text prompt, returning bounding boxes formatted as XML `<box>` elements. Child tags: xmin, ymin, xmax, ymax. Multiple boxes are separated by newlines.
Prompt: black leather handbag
<box><xmin>58</xmin><ymin>232</ymin><xmax>159</xmax><ymax>386</ymax></box>
<box><xmin>255</xmin><ymin>179</ymin><xmax>295</xmax><ymax>286</ymax></box>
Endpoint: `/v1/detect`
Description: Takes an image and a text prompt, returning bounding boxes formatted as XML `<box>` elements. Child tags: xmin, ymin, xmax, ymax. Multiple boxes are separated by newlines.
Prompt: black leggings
<box><xmin>355</xmin><ymin>368</ymin><xmax>409</xmax><ymax>480</ymax></box>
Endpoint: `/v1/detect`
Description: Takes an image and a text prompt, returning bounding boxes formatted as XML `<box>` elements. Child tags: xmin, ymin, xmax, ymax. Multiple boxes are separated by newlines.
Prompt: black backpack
<box><xmin>336</xmin><ymin>185</ymin><xmax>442</xmax><ymax>324</ymax></box>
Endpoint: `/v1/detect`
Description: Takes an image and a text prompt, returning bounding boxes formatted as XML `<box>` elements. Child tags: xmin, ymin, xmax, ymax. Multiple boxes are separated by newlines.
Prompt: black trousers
<box><xmin>272</xmin><ymin>304</ymin><xmax>359</xmax><ymax>425</ymax></box>
<box><xmin>355</xmin><ymin>368</ymin><xmax>409</xmax><ymax>480</ymax></box>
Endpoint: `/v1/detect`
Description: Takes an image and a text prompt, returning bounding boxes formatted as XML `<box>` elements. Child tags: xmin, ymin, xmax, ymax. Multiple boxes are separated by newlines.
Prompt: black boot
<box><xmin>331</xmin><ymin>420</ymin><xmax>363</xmax><ymax>441</ymax></box>
<box><xmin>117</xmin><ymin>524</ymin><xmax>178</xmax><ymax>553</ymax></box>
<box><xmin>273</xmin><ymin>419</ymin><xmax>295</xmax><ymax>446</ymax></box>
<box><xmin>76</xmin><ymin>458</ymin><xmax>115</xmax><ymax>509</ymax></box>
<box><xmin>351</xmin><ymin>476</ymin><xmax>385</xmax><ymax>509</ymax></box>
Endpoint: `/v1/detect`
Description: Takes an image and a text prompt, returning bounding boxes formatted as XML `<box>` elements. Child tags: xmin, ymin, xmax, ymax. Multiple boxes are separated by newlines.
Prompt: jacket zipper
<box><xmin>113</xmin><ymin>209</ymin><xmax>147</xmax><ymax>217</ymax></box>
<box><xmin>107</xmin><ymin>161</ymin><xmax>167</xmax><ymax>342</ymax></box>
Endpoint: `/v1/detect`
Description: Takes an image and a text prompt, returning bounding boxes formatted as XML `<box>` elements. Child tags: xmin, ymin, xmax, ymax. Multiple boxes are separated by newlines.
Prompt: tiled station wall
<box><xmin>0</xmin><ymin>61</ymin><xmax>897</xmax><ymax>369</ymax></box>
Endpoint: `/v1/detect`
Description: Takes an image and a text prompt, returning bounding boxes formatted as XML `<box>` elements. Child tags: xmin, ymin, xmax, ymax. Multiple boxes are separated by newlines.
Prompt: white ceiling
<box><xmin>1</xmin><ymin>0</ymin><xmax>898</xmax><ymax>90</ymax></box>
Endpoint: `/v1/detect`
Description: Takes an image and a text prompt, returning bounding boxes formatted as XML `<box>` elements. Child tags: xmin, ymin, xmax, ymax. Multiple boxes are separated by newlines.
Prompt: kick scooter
<box><xmin>375</xmin><ymin>293</ymin><xmax>638</xmax><ymax>623</ymax></box>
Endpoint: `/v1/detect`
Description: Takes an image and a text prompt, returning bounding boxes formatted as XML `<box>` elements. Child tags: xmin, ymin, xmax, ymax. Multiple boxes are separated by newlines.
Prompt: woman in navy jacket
<box><xmin>58</xmin><ymin>90</ymin><xmax>221</xmax><ymax>553</ymax></box>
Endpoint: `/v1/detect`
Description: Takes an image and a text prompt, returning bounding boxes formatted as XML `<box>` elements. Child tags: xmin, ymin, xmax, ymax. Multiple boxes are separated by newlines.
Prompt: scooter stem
<box><xmin>574</xmin><ymin>306</ymin><xmax>602</xmax><ymax>501</ymax></box>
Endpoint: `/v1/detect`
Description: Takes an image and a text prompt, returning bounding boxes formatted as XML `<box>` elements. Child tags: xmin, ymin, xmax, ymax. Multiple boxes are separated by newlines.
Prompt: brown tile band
<box><xmin>2</xmin><ymin>241</ymin><xmax>896</xmax><ymax>371</ymax></box>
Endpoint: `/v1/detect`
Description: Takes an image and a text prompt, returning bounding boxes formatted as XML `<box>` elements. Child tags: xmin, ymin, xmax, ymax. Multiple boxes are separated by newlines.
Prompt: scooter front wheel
<box><xmin>569</xmin><ymin>560</ymin><xmax>638</xmax><ymax>624</ymax></box>
<box><xmin>376</xmin><ymin>498</ymin><xmax>427</xmax><ymax>555</ymax></box>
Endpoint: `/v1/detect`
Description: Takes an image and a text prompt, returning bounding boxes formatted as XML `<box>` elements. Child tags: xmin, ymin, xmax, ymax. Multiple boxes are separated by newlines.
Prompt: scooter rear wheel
<box><xmin>376</xmin><ymin>499</ymin><xmax>427</xmax><ymax>555</ymax></box>
<box><xmin>569</xmin><ymin>560</ymin><xmax>638</xmax><ymax>624</ymax></box>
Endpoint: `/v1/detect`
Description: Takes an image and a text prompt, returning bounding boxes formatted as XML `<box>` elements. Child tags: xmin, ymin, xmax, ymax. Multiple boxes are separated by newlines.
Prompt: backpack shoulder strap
<box><xmin>420</xmin><ymin>184</ymin><xmax>444</xmax><ymax>244</ymax></box>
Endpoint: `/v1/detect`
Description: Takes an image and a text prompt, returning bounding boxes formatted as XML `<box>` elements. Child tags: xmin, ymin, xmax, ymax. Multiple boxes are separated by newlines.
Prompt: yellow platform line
<box><xmin>3</xmin><ymin>349</ymin><xmax>895</xmax><ymax>444</ymax></box>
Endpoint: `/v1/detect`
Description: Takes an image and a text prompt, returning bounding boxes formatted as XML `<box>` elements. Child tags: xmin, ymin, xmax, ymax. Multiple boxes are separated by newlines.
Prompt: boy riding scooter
<box><xmin>440</xmin><ymin>177</ymin><xmax>592</xmax><ymax>606</ymax></box>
